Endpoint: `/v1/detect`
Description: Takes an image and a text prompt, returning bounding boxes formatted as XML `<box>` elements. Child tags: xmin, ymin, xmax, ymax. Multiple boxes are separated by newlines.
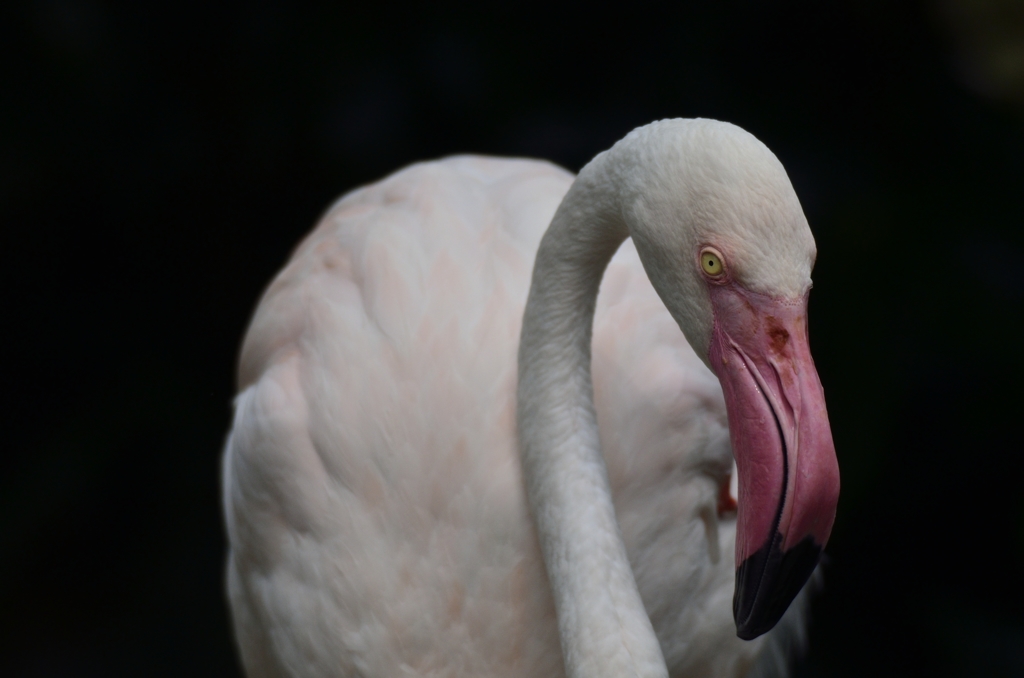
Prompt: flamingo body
<box><xmin>224</xmin><ymin>151</ymin><xmax>812</xmax><ymax>678</ymax></box>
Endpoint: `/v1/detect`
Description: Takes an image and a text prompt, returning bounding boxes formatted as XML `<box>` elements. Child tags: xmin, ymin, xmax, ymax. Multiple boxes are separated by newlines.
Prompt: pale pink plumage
<box><xmin>223</xmin><ymin>154</ymin><xmax>809</xmax><ymax>678</ymax></box>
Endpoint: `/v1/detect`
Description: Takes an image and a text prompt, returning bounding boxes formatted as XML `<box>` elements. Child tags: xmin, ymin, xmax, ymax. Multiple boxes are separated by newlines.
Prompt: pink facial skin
<box><xmin>706</xmin><ymin>282</ymin><xmax>840</xmax><ymax>572</ymax></box>
<box><xmin>704</xmin><ymin>275</ymin><xmax>841</xmax><ymax>639</ymax></box>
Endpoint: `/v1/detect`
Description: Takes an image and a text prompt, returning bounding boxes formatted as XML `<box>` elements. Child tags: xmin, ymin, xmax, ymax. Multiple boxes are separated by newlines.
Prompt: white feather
<box><xmin>223</xmin><ymin>120</ymin><xmax>816</xmax><ymax>678</ymax></box>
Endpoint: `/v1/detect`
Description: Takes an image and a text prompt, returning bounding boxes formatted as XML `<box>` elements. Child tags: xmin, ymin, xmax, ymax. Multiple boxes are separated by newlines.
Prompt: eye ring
<box><xmin>699</xmin><ymin>247</ymin><xmax>726</xmax><ymax>279</ymax></box>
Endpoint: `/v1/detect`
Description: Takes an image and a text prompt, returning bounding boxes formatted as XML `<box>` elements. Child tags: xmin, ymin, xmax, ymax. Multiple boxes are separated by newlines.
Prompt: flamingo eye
<box><xmin>701</xmin><ymin>250</ymin><xmax>724</xmax><ymax>277</ymax></box>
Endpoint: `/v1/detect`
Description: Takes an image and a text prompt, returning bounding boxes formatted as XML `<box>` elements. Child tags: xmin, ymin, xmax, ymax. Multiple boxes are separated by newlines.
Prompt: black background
<box><xmin>4</xmin><ymin>1</ymin><xmax>1024</xmax><ymax>676</ymax></box>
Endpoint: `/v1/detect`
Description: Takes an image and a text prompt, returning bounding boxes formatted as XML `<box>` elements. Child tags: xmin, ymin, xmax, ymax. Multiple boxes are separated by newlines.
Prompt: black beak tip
<box><xmin>733</xmin><ymin>534</ymin><xmax>822</xmax><ymax>641</ymax></box>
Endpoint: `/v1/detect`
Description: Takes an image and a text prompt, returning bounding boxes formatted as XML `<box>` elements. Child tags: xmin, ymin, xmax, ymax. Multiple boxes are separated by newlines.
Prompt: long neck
<box><xmin>517</xmin><ymin>153</ymin><xmax>669</xmax><ymax>678</ymax></box>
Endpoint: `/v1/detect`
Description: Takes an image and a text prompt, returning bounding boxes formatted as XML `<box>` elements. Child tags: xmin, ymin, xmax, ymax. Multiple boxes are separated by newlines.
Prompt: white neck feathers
<box><xmin>517</xmin><ymin>148</ymin><xmax>668</xmax><ymax>678</ymax></box>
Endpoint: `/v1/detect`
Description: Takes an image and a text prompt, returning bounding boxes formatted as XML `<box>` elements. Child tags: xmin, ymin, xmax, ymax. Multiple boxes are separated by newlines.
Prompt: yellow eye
<box><xmin>701</xmin><ymin>251</ymin><xmax>724</xmax><ymax>276</ymax></box>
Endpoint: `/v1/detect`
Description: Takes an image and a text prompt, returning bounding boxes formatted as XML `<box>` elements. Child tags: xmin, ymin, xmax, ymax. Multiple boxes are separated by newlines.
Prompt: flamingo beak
<box><xmin>707</xmin><ymin>284</ymin><xmax>840</xmax><ymax>640</ymax></box>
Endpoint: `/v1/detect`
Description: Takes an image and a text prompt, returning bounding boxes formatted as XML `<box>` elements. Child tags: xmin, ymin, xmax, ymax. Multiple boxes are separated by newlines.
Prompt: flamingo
<box><xmin>221</xmin><ymin>118</ymin><xmax>840</xmax><ymax>678</ymax></box>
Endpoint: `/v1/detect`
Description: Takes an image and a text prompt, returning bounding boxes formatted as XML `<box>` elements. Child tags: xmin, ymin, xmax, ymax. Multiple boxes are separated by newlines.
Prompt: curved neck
<box><xmin>517</xmin><ymin>154</ymin><xmax>669</xmax><ymax>678</ymax></box>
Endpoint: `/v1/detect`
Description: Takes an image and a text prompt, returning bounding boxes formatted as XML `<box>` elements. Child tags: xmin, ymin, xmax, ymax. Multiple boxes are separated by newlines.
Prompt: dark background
<box><xmin>4</xmin><ymin>0</ymin><xmax>1024</xmax><ymax>676</ymax></box>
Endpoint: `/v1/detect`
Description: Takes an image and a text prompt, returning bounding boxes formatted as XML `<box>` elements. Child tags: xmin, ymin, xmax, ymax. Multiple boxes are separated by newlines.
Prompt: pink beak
<box><xmin>707</xmin><ymin>283</ymin><xmax>840</xmax><ymax>640</ymax></box>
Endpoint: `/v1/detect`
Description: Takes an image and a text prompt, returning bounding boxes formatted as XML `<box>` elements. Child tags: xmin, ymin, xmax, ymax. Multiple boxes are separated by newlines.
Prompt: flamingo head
<box><xmin>618</xmin><ymin>119</ymin><xmax>840</xmax><ymax>640</ymax></box>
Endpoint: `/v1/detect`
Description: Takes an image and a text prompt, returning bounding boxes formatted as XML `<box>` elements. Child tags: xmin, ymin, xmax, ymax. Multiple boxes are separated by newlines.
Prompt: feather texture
<box><xmin>224</xmin><ymin>143</ymin><xmax>813</xmax><ymax>678</ymax></box>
